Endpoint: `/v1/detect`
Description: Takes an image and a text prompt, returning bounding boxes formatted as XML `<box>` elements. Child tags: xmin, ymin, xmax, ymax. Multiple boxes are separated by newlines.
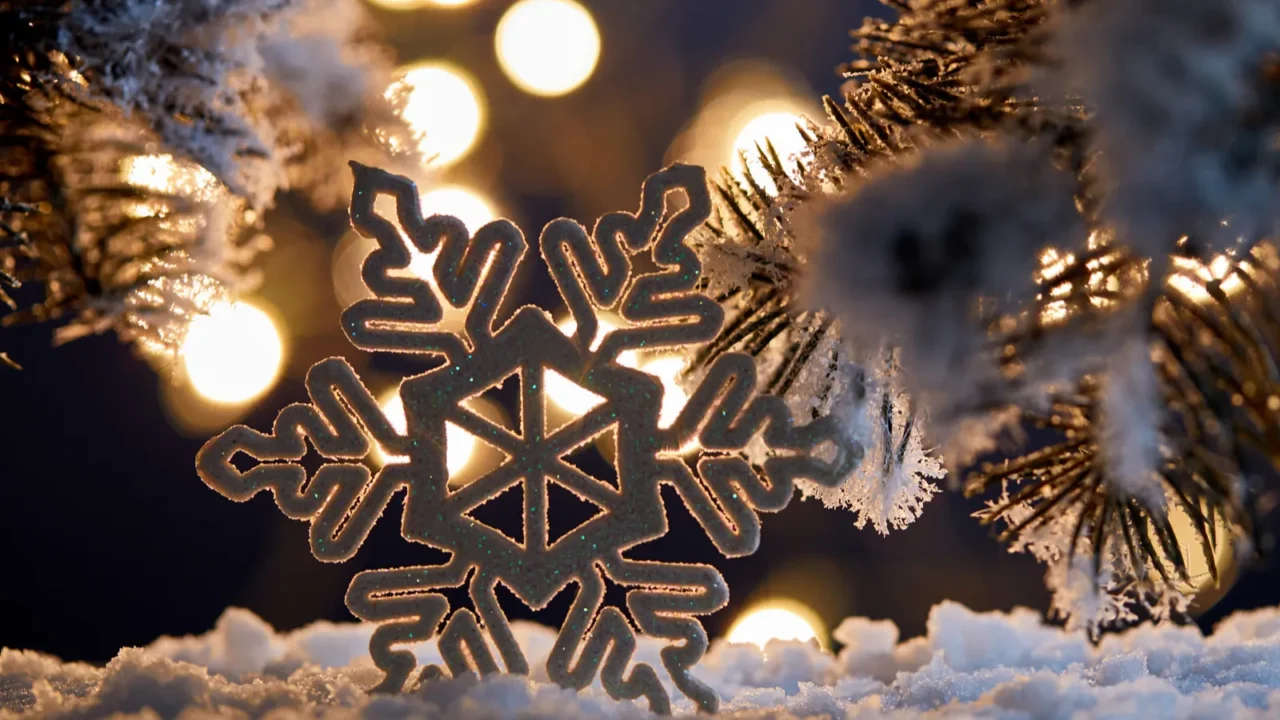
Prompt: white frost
<box><xmin>1097</xmin><ymin>339</ymin><xmax>1167</xmax><ymax>509</ymax></box>
<box><xmin>798</xmin><ymin>358</ymin><xmax>944</xmax><ymax>534</ymax></box>
<box><xmin>1053</xmin><ymin>0</ymin><xmax>1280</xmax><ymax>256</ymax></box>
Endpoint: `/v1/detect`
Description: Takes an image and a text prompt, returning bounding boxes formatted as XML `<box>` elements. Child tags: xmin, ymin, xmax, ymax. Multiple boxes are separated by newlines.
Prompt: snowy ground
<box><xmin>4</xmin><ymin>601</ymin><xmax>1280</xmax><ymax>718</ymax></box>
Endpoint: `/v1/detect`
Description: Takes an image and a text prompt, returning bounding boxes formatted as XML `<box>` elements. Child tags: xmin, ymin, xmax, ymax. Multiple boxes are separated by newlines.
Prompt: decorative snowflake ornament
<box><xmin>196</xmin><ymin>162</ymin><xmax>859</xmax><ymax>714</ymax></box>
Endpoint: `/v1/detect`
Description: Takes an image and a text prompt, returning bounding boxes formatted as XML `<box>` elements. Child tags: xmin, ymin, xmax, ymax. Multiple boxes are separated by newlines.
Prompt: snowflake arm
<box><xmin>195</xmin><ymin>356</ymin><xmax>406</xmax><ymax>561</ymax></box>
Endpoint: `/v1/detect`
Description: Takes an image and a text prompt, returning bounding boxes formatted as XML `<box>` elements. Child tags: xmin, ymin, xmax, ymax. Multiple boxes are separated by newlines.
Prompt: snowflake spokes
<box><xmin>196</xmin><ymin>162</ymin><xmax>860</xmax><ymax>714</ymax></box>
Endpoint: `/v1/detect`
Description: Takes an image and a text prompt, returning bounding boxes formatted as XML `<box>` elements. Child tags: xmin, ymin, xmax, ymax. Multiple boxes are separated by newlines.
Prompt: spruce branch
<box><xmin>0</xmin><ymin>0</ymin><xmax>412</xmax><ymax>362</ymax></box>
<box><xmin>691</xmin><ymin>0</ymin><xmax>1280</xmax><ymax>632</ymax></box>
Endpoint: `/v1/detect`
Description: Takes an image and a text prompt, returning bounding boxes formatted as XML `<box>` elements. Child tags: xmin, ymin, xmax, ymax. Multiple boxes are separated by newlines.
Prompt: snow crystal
<box><xmin>981</xmin><ymin>495</ymin><xmax>1192</xmax><ymax>638</ymax></box>
<box><xmin>8</xmin><ymin>601</ymin><xmax>1280</xmax><ymax>718</ymax></box>
<box><xmin>798</xmin><ymin>357</ymin><xmax>944</xmax><ymax>534</ymax></box>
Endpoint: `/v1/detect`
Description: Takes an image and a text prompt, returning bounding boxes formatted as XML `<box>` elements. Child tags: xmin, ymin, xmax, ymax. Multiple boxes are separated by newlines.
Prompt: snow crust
<box><xmin>6</xmin><ymin>601</ymin><xmax>1280</xmax><ymax>718</ymax></box>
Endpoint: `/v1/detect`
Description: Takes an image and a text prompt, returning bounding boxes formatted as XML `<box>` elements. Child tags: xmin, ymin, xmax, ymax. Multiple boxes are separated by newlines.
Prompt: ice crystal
<box><xmin>981</xmin><ymin>492</ymin><xmax>1192</xmax><ymax>638</ymax></box>
<box><xmin>195</xmin><ymin>162</ymin><xmax>859</xmax><ymax>714</ymax></box>
<box><xmin>798</xmin><ymin>355</ymin><xmax>943</xmax><ymax>535</ymax></box>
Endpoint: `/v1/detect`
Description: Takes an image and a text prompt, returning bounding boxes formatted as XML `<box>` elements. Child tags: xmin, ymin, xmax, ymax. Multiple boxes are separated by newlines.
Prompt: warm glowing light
<box><xmin>547</xmin><ymin>319</ymin><xmax>636</xmax><ymax>415</ymax></box>
<box><xmin>123</xmin><ymin>154</ymin><xmax>218</xmax><ymax>198</ymax></box>
<box><xmin>407</xmin><ymin>185</ymin><xmax>499</xmax><ymax>281</ymax></box>
<box><xmin>544</xmin><ymin>367</ymin><xmax>607</xmax><ymax>414</ymax></box>
<box><xmin>334</xmin><ymin>186</ymin><xmax>498</xmax><ymax>303</ymax></box>
<box><xmin>664</xmin><ymin>62</ymin><xmax>817</xmax><ymax>186</ymax></box>
<box><xmin>1167</xmin><ymin>497</ymin><xmax>1238</xmax><ymax>611</ymax></box>
<box><xmin>421</xmin><ymin>186</ymin><xmax>497</xmax><ymax>232</ymax></box>
<box><xmin>1170</xmin><ymin>505</ymin><xmax>1234</xmax><ymax>589</ymax></box>
<box><xmin>1036</xmin><ymin>247</ymin><xmax>1076</xmax><ymax>284</ymax></box>
<box><xmin>364</xmin><ymin>0</ymin><xmax>429</xmax><ymax>9</ymax></box>
<box><xmin>727</xmin><ymin>601</ymin><xmax>823</xmax><ymax>650</ymax></box>
<box><xmin>390</xmin><ymin>62</ymin><xmax>485</xmax><ymax>167</ymax></box>
<box><xmin>546</xmin><ymin>319</ymin><xmax>691</xmax><ymax>436</ymax></box>
<box><xmin>731</xmin><ymin>109</ymin><xmax>807</xmax><ymax>191</ymax></box>
<box><xmin>495</xmin><ymin>0</ymin><xmax>600</xmax><ymax>97</ymax></box>
<box><xmin>331</xmin><ymin>232</ymin><xmax>376</xmax><ymax>308</ymax></box>
<box><xmin>642</xmin><ymin>356</ymin><xmax>689</xmax><ymax>430</ymax></box>
<box><xmin>367</xmin><ymin>0</ymin><xmax>477</xmax><ymax>12</ymax></box>
<box><xmin>1169</xmin><ymin>254</ymin><xmax>1246</xmax><ymax>303</ymax></box>
<box><xmin>377</xmin><ymin>390</ymin><xmax>475</xmax><ymax>476</ymax></box>
<box><xmin>182</xmin><ymin>301</ymin><xmax>284</xmax><ymax>405</ymax></box>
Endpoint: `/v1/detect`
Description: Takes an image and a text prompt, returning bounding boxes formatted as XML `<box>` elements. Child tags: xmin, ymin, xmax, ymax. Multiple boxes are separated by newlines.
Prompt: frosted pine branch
<box><xmin>797</xmin><ymin>353</ymin><xmax>944</xmax><ymax>535</ymax></box>
<box><xmin>0</xmin><ymin>0</ymin><xmax>409</xmax><ymax>358</ymax></box>
<box><xmin>1053</xmin><ymin>0</ymin><xmax>1280</xmax><ymax>260</ymax></box>
<box><xmin>688</xmin><ymin>0</ymin><xmax>1280</xmax><ymax>629</ymax></box>
<box><xmin>799</xmin><ymin>137</ymin><xmax>1083</xmax><ymax>451</ymax></box>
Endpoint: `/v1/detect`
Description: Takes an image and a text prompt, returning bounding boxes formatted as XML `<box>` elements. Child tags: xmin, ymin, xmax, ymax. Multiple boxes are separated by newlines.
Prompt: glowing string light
<box><xmin>390</xmin><ymin>62</ymin><xmax>485</xmax><ymax>167</ymax></box>
<box><xmin>182</xmin><ymin>301</ymin><xmax>284</xmax><ymax>405</ymax></box>
<box><xmin>727</xmin><ymin>601</ymin><xmax>824</xmax><ymax>650</ymax></box>
<box><xmin>495</xmin><ymin>0</ymin><xmax>601</xmax><ymax>97</ymax></box>
<box><xmin>731</xmin><ymin>109</ymin><xmax>808</xmax><ymax>192</ymax></box>
<box><xmin>377</xmin><ymin>390</ymin><xmax>475</xmax><ymax>477</ymax></box>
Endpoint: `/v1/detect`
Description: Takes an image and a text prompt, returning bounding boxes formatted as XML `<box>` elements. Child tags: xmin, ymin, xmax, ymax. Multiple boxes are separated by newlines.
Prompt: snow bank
<box><xmin>5</xmin><ymin>601</ymin><xmax>1280</xmax><ymax>718</ymax></box>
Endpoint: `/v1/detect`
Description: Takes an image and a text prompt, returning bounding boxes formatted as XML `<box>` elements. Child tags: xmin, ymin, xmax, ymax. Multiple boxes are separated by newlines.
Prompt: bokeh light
<box><xmin>1169</xmin><ymin>499</ymin><xmax>1238</xmax><ymax>611</ymax></box>
<box><xmin>390</xmin><ymin>62</ymin><xmax>485</xmax><ymax>167</ymax></box>
<box><xmin>408</xmin><ymin>185</ymin><xmax>498</xmax><ymax>282</ymax></box>
<box><xmin>547</xmin><ymin>319</ymin><xmax>692</xmax><ymax>435</ymax></box>
<box><xmin>364</xmin><ymin>0</ymin><xmax>430</xmax><ymax>10</ymax></box>
<box><xmin>731</xmin><ymin>109</ymin><xmax>808</xmax><ymax>192</ymax></box>
<box><xmin>641</xmin><ymin>356</ymin><xmax>689</xmax><ymax>430</ymax></box>
<box><xmin>181</xmin><ymin>301</ymin><xmax>284</xmax><ymax>405</ymax></box>
<box><xmin>365</xmin><ymin>0</ymin><xmax>480</xmax><ymax>12</ymax></box>
<box><xmin>548</xmin><ymin>319</ymin><xmax>635</xmax><ymax>415</ymax></box>
<box><xmin>727</xmin><ymin>600</ymin><xmax>825</xmax><ymax>650</ymax></box>
<box><xmin>331</xmin><ymin>232</ymin><xmax>377</xmax><ymax>309</ymax></box>
<box><xmin>376</xmin><ymin>389</ymin><xmax>475</xmax><ymax>476</ymax></box>
<box><xmin>420</xmin><ymin>185</ymin><xmax>498</xmax><ymax>232</ymax></box>
<box><xmin>545</xmin><ymin>367</ymin><xmax>607</xmax><ymax>415</ymax></box>
<box><xmin>122</xmin><ymin>153</ymin><xmax>218</xmax><ymax>198</ymax></box>
<box><xmin>1169</xmin><ymin>254</ymin><xmax>1247</xmax><ymax>304</ymax></box>
<box><xmin>332</xmin><ymin>185</ymin><xmax>499</xmax><ymax>308</ymax></box>
<box><xmin>495</xmin><ymin>0</ymin><xmax>601</xmax><ymax>97</ymax></box>
<box><xmin>665</xmin><ymin>62</ymin><xmax>818</xmax><ymax>194</ymax></box>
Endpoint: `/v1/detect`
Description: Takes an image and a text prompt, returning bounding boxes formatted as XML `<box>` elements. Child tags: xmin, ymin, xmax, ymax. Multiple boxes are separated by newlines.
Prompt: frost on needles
<box><xmin>689</xmin><ymin>0</ymin><xmax>1280</xmax><ymax>636</ymax></box>
<box><xmin>0</xmin><ymin>0</ymin><xmax>412</xmax><ymax>361</ymax></box>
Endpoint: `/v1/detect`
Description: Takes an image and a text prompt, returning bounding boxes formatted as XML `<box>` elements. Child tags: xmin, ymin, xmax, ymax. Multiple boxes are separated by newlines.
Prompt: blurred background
<box><xmin>2</xmin><ymin>0</ymin><xmax>1277</xmax><ymax>661</ymax></box>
